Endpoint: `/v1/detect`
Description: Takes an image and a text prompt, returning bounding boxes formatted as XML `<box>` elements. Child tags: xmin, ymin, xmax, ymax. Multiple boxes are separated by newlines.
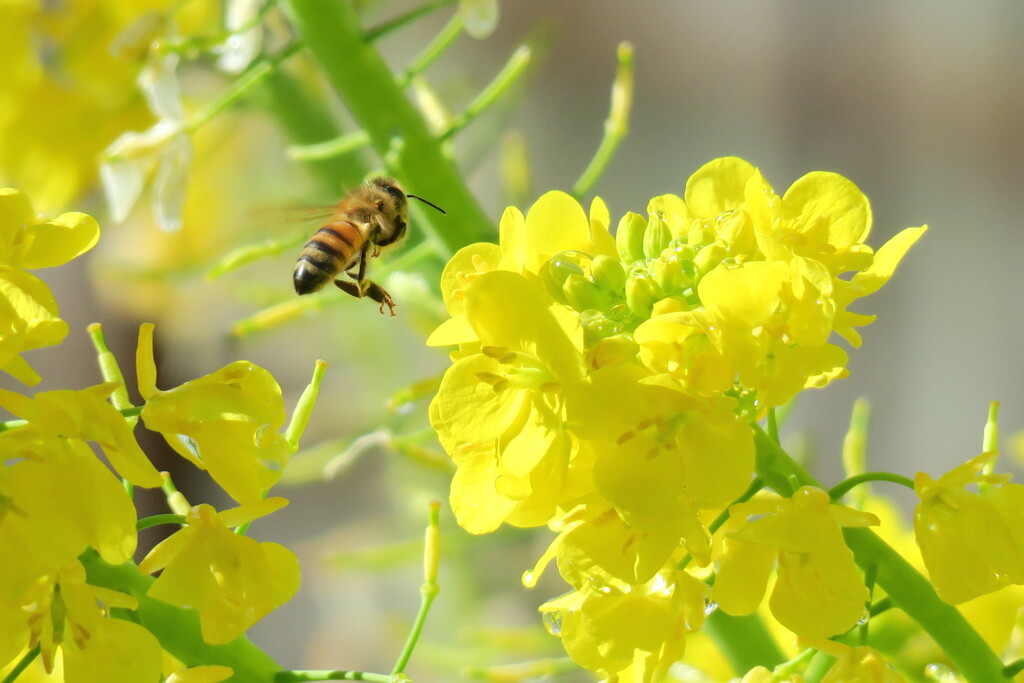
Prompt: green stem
<box><xmin>260</xmin><ymin>67</ymin><xmax>369</xmax><ymax>191</ymax></box>
<box><xmin>869</xmin><ymin>596</ymin><xmax>892</xmax><ymax>617</ymax></box>
<box><xmin>572</xmin><ymin>42</ymin><xmax>634</xmax><ymax>199</ymax></box>
<box><xmin>752</xmin><ymin>424</ymin><xmax>1009</xmax><ymax>683</ymax></box>
<box><xmin>828</xmin><ymin>472</ymin><xmax>915</xmax><ymax>501</ymax></box>
<box><xmin>363</xmin><ymin>0</ymin><xmax>458</xmax><ymax>42</ymax></box>
<box><xmin>391</xmin><ymin>502</ymin><xmax>442</xmax><ymax>675</ymax></box>
<box><xmin>802</xmin><ymin>651</ymin><xmax>836</xmax><ymax>683</ymax></box>
<box><xmin>285</xmin><ymin>359</ymin><xmax>328</xmax><ymax>450</ymax></box>
<box><xmin>702</xmin><ymin>610</ymin><xmax>786</xmax><ymax>673</ymax></box>
<box><xmin>186</xmin><ymin>43</ymin><xmax>302</xmax><ymax>134</ymax></box>
<box><xmin>767</xmin><ymin>407</ymin><xmax>779</xmax><ymax>443</ymax></box>
<box><xmin>87</xmin><ymin>323</ymin><xmax>135</xmax><ymax>423</ymax></box>
<box><xmin>137</xmin><ymin>513</ymin><xmax>187</xmax><ymax>531</ymax></box>
<box><xmin>1</xmin><ymin>646</ymin><xmax>40</xmax><ymax>683</ymax></box>
<box><xmin>274</xmin><ymin>672</ymin><xmax>392</xmax><ymax>682</ymax></box>
<box><xmin>402</xmin><ymin>11</ymin><xmax>465</xmax><ymax>83</ymax></box>
<box><xmin>79</xmin><ymin>550</ymin><xmax>283</xmax><ymax>682</ymax></box>
<box><xmin>280</xmin><ymin>0</ymin><xmax>494</xmax><ymax>256</ymax></box>
<box><xmin>1004</xmin><ymin>659</ymin><xmax>1024</xmax><ymax>679</ymax></box>
<box><xmin>288</xmin><ymin>131</ymin><xmax>371</xmax><ymax>163</ymax></box>
<box><xmin>440</xmin><ymin>45</ymin><xmax>532</xmax><ymax>141</ymax></box>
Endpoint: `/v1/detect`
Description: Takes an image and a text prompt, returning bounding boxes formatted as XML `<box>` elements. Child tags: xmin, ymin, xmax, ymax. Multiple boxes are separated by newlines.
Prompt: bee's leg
<box><xmin>334</xmin><ymin>244</ymin><xmax>396</xmax><ymax>315</ymax></box>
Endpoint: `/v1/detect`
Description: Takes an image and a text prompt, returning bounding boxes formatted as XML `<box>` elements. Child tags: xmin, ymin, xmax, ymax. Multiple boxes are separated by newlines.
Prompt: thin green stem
<box><xmin>363</xmin><ymin>0</ymin><xmax>458</xmax><ymax>42</ymax></box>
<box><xmin>402</xmin><ymin>11</ymin><xmax>465</xmax><ymax>83</ymax></box>
<box><xmin>185</xmin><ymin>43</ymin><xmax>302</xmax><ymax>134</ymax></box>
<box><xmin>285</xmin><ymin>360</ymin><xmax>328</xmax><ymax>451</ymax></box>
<box><xmin>773</xmin><ymin>648</ymin><xmax>816</xmax><ymax>678</ymax></box>
<box><xmin>1003</xmin><ymin>659</ymin><xmax>1024</xmax><ymax>679</ymax></box>
<box><xmin>287</xmin><ymin>131</ymin><xmax>371</xmax><ymax>163</ymax></box>
<box><xmin>869</xmin><ymin>596</ymin><xmax>893</xmax><ymax>617</ymax></box>
<box><xmin>274</xmin><ymin>672</ymin><xmax>392</xmax><ymax>682</ymax></box>
<box><xmin>440</xmin><ymin>45</ymin><xmax>532</xmax><ymax>141</ymax></box>
<box><xmin>281</xmin><ymin>0</ymin><xmax>494</xmax><ymax>255</ymax></box>
<box><xmin>860</xmin><ymin>564</ymin><xmax>877</xmax><ymax>646</ymax></box>
<box><xmin>827</xmin><ymin>472</ymin><xmax>915</xmax><ymax>501</ymax></box>
<box><xmin>137</xmin><ymin>513</ymin><xmax>187</xmax><ymax>531</ymax></box>
<box><xmin>802</xmin><ymin>651</ymin><xmax>836</xmax><ymax>683</ymax></box>
<box><xmin>572</xmin><ymin>42</ymin><xmax>634</xmax><ymax>199</ymax></box>
<box><xmin>767</xmin><ymin>407</ymin><xmax>779</xmax><ymax>443</ymax></box>
<box><xmin>678</xmin><ymin>476</ymin><xmax>764</xmax><ymax>570</ymax></box>
<box><xmin>1</xmin><ymin>646</ymin><xmax>40</xmax><ymax>683</ymax></box>
<box><xmin>87</xmin><ymin>323</ymin><xmax>135</xmax><ymax>422</ymax></box>
<box><xmin>391</xmin><ymin>502</ymin><xmax>442</xmax><ymax>675</ymax></box>
<box><xmin>464</xmin><ymin>657</ymin><xmax>577</xmax><ymax>681</ymax></box>
<box><xmin>752</xmin><ymin>423</ymin><xmax>1010</xmax><ymax>683</ymax></box>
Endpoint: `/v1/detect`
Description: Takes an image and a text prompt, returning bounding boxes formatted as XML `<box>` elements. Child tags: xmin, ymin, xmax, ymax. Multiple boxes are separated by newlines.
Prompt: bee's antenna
<box><xmin>407</xmin><ymin>194</ymin><xmax>447</xmax><ymax>215</ymax></box>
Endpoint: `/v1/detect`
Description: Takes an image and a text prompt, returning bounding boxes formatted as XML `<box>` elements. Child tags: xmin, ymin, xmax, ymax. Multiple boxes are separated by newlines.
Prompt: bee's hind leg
<box><xmin>334</xmin><ymin>278</ymin><xmax>396</xmax><ymax>316</ymax></box>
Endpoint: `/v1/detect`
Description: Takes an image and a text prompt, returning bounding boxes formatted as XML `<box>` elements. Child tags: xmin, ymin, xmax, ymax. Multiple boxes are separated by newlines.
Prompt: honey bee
<box><xmin>292</xmin><ymin>176</ymin><xmax>444</xmax><ymax>315</ymax></box>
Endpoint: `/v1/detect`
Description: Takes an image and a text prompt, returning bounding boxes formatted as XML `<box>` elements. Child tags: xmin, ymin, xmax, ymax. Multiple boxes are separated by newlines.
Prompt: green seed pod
<box><xmin>616</xmin><ymin>212</ymin><xmax>648</xmax><ymax>263</ymax></box>
<box><xmin>590</xmin><ymin>254</ymin><xmax>627</xmax><ymax>295</ymax></box>
<box><xmin>625</xmin><ymin>272</ymin><xmax>662</xmax><ymax>319</ymax></box>
<box><xmin>643</xmin><ymin>214</ymin><xmax>671</xmax><ymax>259</ymax></box>
<box><xmin>652</xmin><ymin>249</ymin><xmax>689</xmax><ymax>293</ymax></box>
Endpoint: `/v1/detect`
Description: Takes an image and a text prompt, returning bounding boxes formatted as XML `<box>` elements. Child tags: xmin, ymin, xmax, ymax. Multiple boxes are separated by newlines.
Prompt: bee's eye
<box><xmin>377</xmin><ymin>201</ymin><xmax>386</xmax><ymax>211</ymax></box>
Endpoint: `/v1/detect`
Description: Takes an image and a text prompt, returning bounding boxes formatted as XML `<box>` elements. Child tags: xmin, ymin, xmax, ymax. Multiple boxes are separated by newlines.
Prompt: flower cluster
<box><xmin>0</xmin><ymin>191</ymin><xmax>322</xmax><ymax>681</ymax></box>
<box><xmin>428</xmin><ymin>158</ymin><xmax>927</xmax><ymax>680</ymax></box>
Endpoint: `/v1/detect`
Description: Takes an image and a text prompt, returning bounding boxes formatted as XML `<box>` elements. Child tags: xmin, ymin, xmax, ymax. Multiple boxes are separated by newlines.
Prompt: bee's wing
<box><xmin>243</xmin><ymin>204</ymin><xmax>338</xmax><ymax>228</ymax></box>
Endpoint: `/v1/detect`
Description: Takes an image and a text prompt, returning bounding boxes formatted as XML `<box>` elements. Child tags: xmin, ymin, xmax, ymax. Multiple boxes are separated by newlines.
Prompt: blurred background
<box><xmin>3</xmin><ymin>0</ymin><xmax>1024</xmax><ymax>680</ymax></box>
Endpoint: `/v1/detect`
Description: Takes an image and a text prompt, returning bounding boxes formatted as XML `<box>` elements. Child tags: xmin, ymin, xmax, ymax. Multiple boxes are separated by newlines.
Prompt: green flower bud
<box><xmin>643</xmin><ymin>214</ymin><xmax>671</xmax><ymax>259</ymax></box>
<box><xmin>563</xmin><ymin>273</ymin><xmax>609</xmax><ymax>312</ymax></box>
<box><xmin>693</xmin><ymin>240</ymin><xmax>729</xmax><ymax>278</ymax></box>
<box><xmin>625</xmin><ymin>272</ymin><xmax>661</xmax><ymax>318</ymax></box>
<box><xmin>591</xmin><ymin>254</ymin><xmax>627</xmax><ymax>295</ymax></box>
<box><xmin>616</xmin><ymin>212</ymin><xmax>647</xmax><ymax>263</ymax></box>
<box><xmin>652</xmin><ymin>250</ymin><xmax>689</xmax><ymax>293</ymax></box>
<box><xmin>587</xmin><ymin>333</ymin><xmax>639</xmax><ymax>369</ymax></box>
<box><xmin>541</xmin><ymin>252</ymin><xmax>587</xmax><ymax>304</ymax></box>
<box><xmin>580</xmin><ymin>309</ymin><xmax>618</xmax><ymax>345</ymax></box>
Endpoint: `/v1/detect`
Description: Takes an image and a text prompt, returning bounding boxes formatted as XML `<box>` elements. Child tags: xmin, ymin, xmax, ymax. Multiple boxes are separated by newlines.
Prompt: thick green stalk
<box><xmin>702</xmin><ymin>611</ymin><xmax>786</xmax><ymax>672</ymax></box>
<box><xmin>80</xmin><ymin>550</ymin><xmax>282</xmax><ymax>683</ymax></box>
<box><xmin>280</xmin><ymin>0</ymin><xmax>494</xmax><ymax>256</ymax></box>
<box><xmin>752</xmin><ymin>426</ymin><xmax>1009</xmax><ymax>682</ymax></box>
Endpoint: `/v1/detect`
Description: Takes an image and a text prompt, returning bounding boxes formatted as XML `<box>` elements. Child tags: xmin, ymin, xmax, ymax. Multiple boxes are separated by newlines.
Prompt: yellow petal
<box><xmin>19</xmin><ymin>211</ymin><xmax>100</xmax><ymax>269</ymax></box>
<box><xmin>684</xmin><ymin>157</ymin><xmax>759</xmax><ymax>219</ymax></box>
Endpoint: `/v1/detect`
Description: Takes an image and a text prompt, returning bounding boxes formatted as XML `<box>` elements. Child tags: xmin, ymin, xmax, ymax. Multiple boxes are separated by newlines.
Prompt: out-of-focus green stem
<box><xmin>403</xmin><ymin>11</ymin><xmax>465</xmax><ymax>83</ymax></box>
<box><xmin>752</xmin><ymin>425</ymin><xmax>1009</xmax><ymax>683</ymax></box>
<box><xmin>1</xmin><ymin>646</ymin><xmax>40</xmax><ymax>683</ymax></box>
<box><xmin>274</xmin><ymin>672</ymin><xmax>391</xmax><ymax>682</ymax></box>
<box><xmin>572</xmin><ymin>42</ymin><xmax>633</xmax><ymax>199</ymax></box>
<box><xmin>80</xmin><ymin>550</ymin><xmax>283</xmax><ymax>683</ymax></box>
<box><xmin>288</xmin><ymin>131</ymin><xmax>371</xmax><ymax>163</ymax></box>
<box><xmin>703</xmin><ymin>611</ymin><xmax>786</xmax><ymax>673</ymax></box>
<box><xmin>280</xmin><ymin>0</ymin><xmax>494</xmax><ymax>256</ymax></box>
<box><xmin>363</xmin><ymin>0</ymin><xmax>458</xmax><ymax>42</ymax></box>
<box><xmin>285</xmin><ymin>359</ymin><xmax>328</xmax><ymax>450</ymax></box>
<box><xmin>441</xmin><ymin>45</ymin><xmax>532</xmax><ymax>140</ymax></box>
<box><xmin>261</xmin><ymin>68</ymin><xmax>369</xmax><ymax>191</ymax></box>
<box><xmin>186</xmin><ymin>43</ymin><xmax>301</xmax><ymax>134</ymax></box>
<box><xmin>391</xmin><ymin>501</ymin><xmax>442</xmax><ymax>675</ymax></box>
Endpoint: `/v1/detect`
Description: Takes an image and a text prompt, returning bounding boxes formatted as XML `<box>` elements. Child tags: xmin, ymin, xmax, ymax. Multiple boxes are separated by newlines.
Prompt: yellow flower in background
<box><xmin>914</xmin><ymin>451</ymin><xmax>1024</xmax><ymax>604</ymax></box>
<box><xmin>0</xmin><ymin>188</ymin><xmax>99</xmax><ymax>384</ymax></box>
<box><xmin>713</xmin><ymin>487</ymin><xmax>878</xmax><ymax>639</ymax></box>
<box><xmin>802</xmin><ymin>640</ymin><xmax>907</xmax><ymax>683</ymax></box>
<box><xmin>136</xmin><ymin>323</ymin><xmax>294</xmax><ymax>504</ymax></box>
<box><xmin>138</xmin><ymin>499</ymin><xmax>300</xmax><ymax>645</ymax></box>
<box><xmin>540</xmin><ymin>570</ymin><xmax>707</xmax><ymax>683</ymax></box>
<box><xmin>0</xmin><ymin>0</ymin><xmax>218</xmax><ymax>212</ymax></box>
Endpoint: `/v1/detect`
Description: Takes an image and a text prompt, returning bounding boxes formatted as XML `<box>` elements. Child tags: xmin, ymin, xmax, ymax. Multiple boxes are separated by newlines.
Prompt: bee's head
<box><xmin>369</xmin><ymin>176</ymin><xmax>409</xmax><ymax>225</ymax></box>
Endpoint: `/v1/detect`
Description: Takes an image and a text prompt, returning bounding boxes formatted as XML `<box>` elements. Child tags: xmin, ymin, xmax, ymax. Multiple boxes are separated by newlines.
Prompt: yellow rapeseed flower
<box><xmin>138</xmin><ymin>499</ymin><xmax>300</xmax><ymax>645</ymax></box>
<box><xmin>914</xmin><ymin>451</ymin><xmax>1024</xmax><ymax>604</ymax></box>
<box><xmin>136</xmin><ymin>323</ymin><xmax>295</xmax><ymax>504</ymax></box>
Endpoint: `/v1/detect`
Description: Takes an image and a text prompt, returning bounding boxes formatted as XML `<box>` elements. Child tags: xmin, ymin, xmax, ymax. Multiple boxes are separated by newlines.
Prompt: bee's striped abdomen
<box><xmin>293</xmin><ymin>220</ymin><xmax>363</xmax><ymax>295</ymax></box>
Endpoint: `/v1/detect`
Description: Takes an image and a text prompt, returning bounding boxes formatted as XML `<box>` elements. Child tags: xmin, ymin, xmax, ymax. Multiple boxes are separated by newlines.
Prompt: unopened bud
<box><xmin>588</xmin><ymin>334</ymin><xmax>639</xmax><ymax>369</ymax></box>
<box><xmin>693</xmin><ymin>240</ymin><xmax>729</xmax><ymax>278</ymax></box>
<box><xmin>590</xmin><ymin>254</ymin><xmax>626</xmax><ymax>295</ymax></box>
<box><xmin>652</xmin><ymin>251</ymin><xmax>689</xmax><ymax>293</ymax></box>
<box><xmin>580</xmin><ymin>309</ymin><xmax>618</xmax><ymax>345</ymax></box>
<box><xmin>616</xmin><ymin>212</ymin><xmax>647</xmax><ymax>263</ymax></box>
<box><xmin>643</xmin><ymin>214</ymin><xmax>671</xmax><ymax>259</ymax></box>
<box><xmin>541</xmin><ymin>252</ymin><xmax>587</xmax><ymax>304</ymax></box>
<box><xmin>563</xmin><ymin>274</ymin><xmax>608</xmax><ymax>312</ymax></box>
<box><xmin>626</xmin><ymin>272</ymin><xmax>662</xmax><ymax>318</ymax></box>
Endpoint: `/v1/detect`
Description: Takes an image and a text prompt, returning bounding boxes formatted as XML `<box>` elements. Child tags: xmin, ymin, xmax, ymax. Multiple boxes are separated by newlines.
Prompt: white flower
<box><xmin>100</xmin><ymin>52</ymin><xmax>191</xmax><ymax>231</ymax></box>
<box><xmin>217</xmin><ymin>0</ymin><xmax>264</xmax><ymax>74</ymax></box>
